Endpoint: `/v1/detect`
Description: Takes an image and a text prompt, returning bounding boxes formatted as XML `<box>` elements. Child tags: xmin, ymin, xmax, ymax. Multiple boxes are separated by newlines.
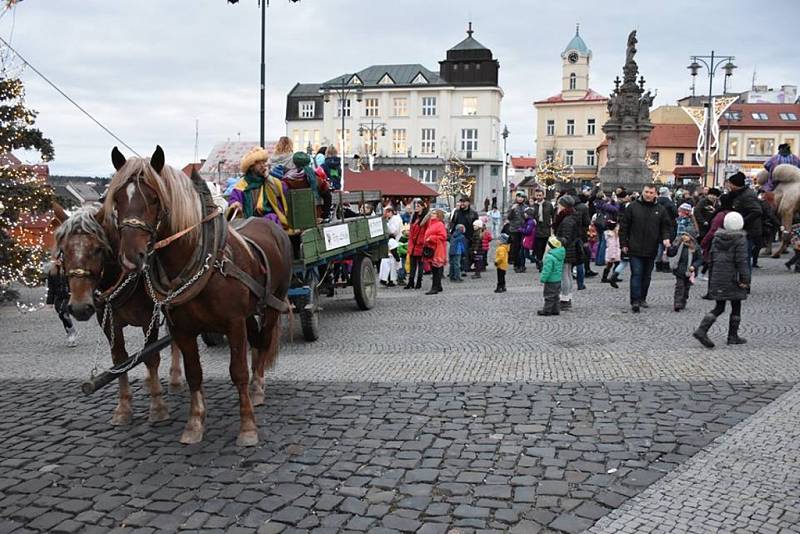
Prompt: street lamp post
<box><xmin>688</xmin><ymin>52</ymin><xmax>736</xmax><ymax>187</ymax></box>
<box><xmin>501</xmin><ymin>125</ymin><xmax>509</xmax><ymax>214</ymax></box>
<box><xmin>357</xmin><ymin>119</ymin><xmax>387</xmax><ymax>170</ymax></box>
<box><xmin>320</xmin><ymin>77</ymin><xmax>363</xmax><ymax>191</ymax></box>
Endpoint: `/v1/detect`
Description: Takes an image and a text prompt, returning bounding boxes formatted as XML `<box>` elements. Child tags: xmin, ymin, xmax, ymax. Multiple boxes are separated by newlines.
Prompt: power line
<box><xmin>0</xmin><ymin>35</ymin><xmax>140</xmax><ymax>156</ymax></box>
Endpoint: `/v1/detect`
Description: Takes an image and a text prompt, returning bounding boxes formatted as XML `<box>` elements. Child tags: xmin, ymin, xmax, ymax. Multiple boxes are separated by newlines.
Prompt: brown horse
<box><xmin>106</xmin><ymin>146</ymin><xmax>292</xmax><ymax>446</ymax></box>
<box><xmin>53</xmin><ymin>203</ymin><xmax>183</xmax><ymax>425</ymax></box>
<box><xmin>756</xmin><ymin>164</ymin><xmax>800</xmax><ymax>257</ymax></box>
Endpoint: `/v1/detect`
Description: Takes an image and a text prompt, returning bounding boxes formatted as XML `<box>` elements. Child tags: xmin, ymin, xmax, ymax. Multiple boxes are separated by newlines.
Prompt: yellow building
<box><xmin>534</xmin><ymin>26</ymin><xmax>609</xmax><ymax>181</ymax></box>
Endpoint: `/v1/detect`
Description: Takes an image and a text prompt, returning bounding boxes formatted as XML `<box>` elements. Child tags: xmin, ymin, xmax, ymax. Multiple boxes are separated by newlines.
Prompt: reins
<box><xmin>152</xmin><ymin>208</ymin><xmax>221</xmax><ymax>251</ymax></box>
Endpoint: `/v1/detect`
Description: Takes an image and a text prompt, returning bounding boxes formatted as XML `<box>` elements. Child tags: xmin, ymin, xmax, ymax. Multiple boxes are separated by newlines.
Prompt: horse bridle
<box><xmin>116</xmin><ymin>174</ymin><xmax>169</xmax><ymax>253</ymax></box>
<box><xmin>56</xmin><ymin>248</ymin><xmax>101</xmax><ymax>280</ymax></box>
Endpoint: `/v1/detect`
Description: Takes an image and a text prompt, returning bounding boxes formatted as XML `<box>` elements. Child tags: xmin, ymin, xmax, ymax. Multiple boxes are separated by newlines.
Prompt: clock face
<box><xmin>568</xmin><ymin>52</ymin><xmax>579</xmax><ymax>64</ymax></box>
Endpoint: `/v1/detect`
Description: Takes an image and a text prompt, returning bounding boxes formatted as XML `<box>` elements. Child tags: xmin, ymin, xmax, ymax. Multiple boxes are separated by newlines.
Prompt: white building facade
<box><xmin>285</xmin><ymin>28</ymin><xmax>504</xmax><ymax>205</ymax></box>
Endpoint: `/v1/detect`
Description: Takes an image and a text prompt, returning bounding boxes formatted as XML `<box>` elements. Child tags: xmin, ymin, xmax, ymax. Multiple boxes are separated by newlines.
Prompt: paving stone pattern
<box><xmin>0</xmin><ymin>379</ymin><xmax>791</xmax><ymax>533</ymax></box>
<box><xmin>590</xmin><ymin>382</ymin><xmax>800</xmax><ymax>534</ymax></box>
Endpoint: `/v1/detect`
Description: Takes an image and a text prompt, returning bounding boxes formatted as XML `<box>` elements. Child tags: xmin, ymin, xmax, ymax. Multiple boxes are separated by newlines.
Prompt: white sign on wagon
<box><xmin>323</xmin><ymin>224</ymin><xmax>351</xmax><ymax>250</ymax></box>
<box><xmin>368</xmin><ymin>216</ymin><xmax>384</xmax><ymax>238</ymax></box>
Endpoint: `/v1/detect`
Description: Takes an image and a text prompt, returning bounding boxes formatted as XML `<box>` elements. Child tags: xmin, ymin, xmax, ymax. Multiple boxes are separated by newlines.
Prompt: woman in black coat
<box><xmin>693</xmin><ymin>212</ymin><xmax>751</xmax><ymax>348</ymax></box>
<box><xmin>553</xmin><ymin>195</ymin><xmax>580</xmax><ymax>309</ymax></box>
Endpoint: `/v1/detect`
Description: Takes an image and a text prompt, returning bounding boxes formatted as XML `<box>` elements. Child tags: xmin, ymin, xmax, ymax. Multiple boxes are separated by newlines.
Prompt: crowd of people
<box><xmin>379</xmin><ymin>163</ymin><xmax>799</xmax><ymax>349</ymax></box>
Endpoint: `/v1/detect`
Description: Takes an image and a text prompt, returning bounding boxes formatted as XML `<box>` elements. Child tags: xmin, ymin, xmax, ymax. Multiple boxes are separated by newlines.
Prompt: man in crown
<box><xmin>228</xmin><ymin>146</ymin><xmax>289</xmax><ymax>229</ymax></box>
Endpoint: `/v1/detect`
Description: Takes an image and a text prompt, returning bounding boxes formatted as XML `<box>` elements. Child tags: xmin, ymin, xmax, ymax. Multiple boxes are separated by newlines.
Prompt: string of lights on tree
<box><xmin>535</xmin><ymin>156</ymin><xmax>575</xmax><ymax>191</ymax></box>
<box><xmin>0</xmin><ymin>75</ymin><xmax>56</xmax><ymax>296</ymax></box>
<box><xmin>438</xmin><ymin>155</ymin><xmax>476</xmax><ymax>205</ymax></box>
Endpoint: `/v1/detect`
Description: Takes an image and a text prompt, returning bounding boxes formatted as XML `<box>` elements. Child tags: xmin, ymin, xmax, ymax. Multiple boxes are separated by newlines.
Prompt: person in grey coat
<box><xmin>692</xmin><ymin>212</ymin><xmax>751</xmax><ymax>348</ymax></box>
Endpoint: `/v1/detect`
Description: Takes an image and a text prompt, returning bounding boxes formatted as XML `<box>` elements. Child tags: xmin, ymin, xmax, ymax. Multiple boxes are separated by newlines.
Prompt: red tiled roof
<box><xmin>511</xmin><ymin>157</ymin><xmax>536</xmax><ymax>169</ymax></box>
<box><xmin>534</xmin><ymin>89</ymin><xmax>608</xmax><ymax>105</ymax></box>
<box><xmin>723</xmin><ymin>103</ymin><xmax>800</xmax><ymax>129</ymax></box>
<box><xmin>344</xmin><ymin>170</ymin><xmax>438</xmax><ymax>197</ymax></box>
<box><xmin>673</xmin><ymin>166</ymin><xmax>704</xmax><ymax>176</ymax></box>
<box><xmin>598</xmin><ymin>123</ymin><xmax>699</xmax><ymax>150</ymax></box>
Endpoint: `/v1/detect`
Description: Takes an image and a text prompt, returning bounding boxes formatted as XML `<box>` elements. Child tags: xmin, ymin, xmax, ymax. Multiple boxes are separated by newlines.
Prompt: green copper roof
<box><xmin>563</xmin><ymin>25</ymin><xmax>590</xmax><ymax>56</ymax></box>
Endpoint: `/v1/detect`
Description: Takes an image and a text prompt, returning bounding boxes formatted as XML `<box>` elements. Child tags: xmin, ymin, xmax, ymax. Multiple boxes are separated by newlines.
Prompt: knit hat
<box><xmin>515</xmin><ymin>191</ymin><xmax>527</xmax><ymax>198</ymax></box>
<box><xmin>240</xmin><ymin>146</ymin><xmax>268</xmax><ymax>173</ymax></box>
<box><xmin>727</xmin><ymin>172</ymin><xmax>746</xmax><ymax>187</ymax></box>
<box><xmin>269</xmin><ymin>165</ymin><xmax>285</xmax><ymax>179</ymax></box>
<box><xmin>547</xmin><ymin>235</ymin><xmax>562</xmax><ymax>248</ymax></box>
<box><xmin>659</xmin><ymin>186</ymin><xmax>670</xmax><ymax>196</ymax></box>
<box><xmin>292</xmin><ymin>151</ymin><xmax>311</xmax><ymax>168</ymax></box>
<box><xmin>498</xmin><ymin>233</ymin><xmax>510</xmax><ymax>244</ymax></box>
<box><xmin>558</xmin><ymin>195</ymin><xmax>575</xmax><ymax>207</ymax></box>
<box><xmin>473</xmin><ymin>219</ymin><xmax>484</xmax><ymax>229</ymax></box>
<box><xmin>314</xmin><ymin>153</ymin><xmax>326</xmax><ymax>167</ymax></box>
<box><xmin>524</xmin><ymin>207</ymin><xmax>536</xmax><ymax>217</ymax></box>
<box><xmin>678</xmin><ymin>202</ymin><xmax>692</xmax><ymax>212</ymax></box>
<box><xmin>723</xmin><ymin>211</ymin><xmax>744</xmax><ymax>231</ymax></box>
<box><xmin>708</xmin><ymin>187</ymin><xmax>721</xmax><ymax>196</ymax></box>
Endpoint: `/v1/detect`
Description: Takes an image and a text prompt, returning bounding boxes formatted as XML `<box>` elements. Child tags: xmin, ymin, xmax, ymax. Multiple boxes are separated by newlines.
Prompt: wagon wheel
<box><xmin>298</xmin><ymin>271</ymin><xmax>320</xmax><ymax>342</ymax></box>
<box><xmin>352</xmin><ymin>254</ymin><xmax>377</xmax><ymax>310</ymax></box>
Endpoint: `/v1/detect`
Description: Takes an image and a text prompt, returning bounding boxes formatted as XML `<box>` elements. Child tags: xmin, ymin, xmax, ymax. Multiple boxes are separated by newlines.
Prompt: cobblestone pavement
<box><xmin>0</xmin><ymin>256</ymin><xmax>798</xmax><ymax>533</ymax></box>
<box><xmin>591</xmin><ymin>382</ymin><xmax>800</xmax><ymax>534</ymax></box>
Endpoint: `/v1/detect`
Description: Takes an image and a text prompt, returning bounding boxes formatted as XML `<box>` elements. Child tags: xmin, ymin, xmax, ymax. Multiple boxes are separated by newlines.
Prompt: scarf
<box><xmin>552</xmin><ymin>207</ymin><xmax>574</xmax><ymax>231</ymax></box>
<box><xmin>234</xmin><ymin>171</ymin><xmax>289</xmax><ymax>227</ymax></box>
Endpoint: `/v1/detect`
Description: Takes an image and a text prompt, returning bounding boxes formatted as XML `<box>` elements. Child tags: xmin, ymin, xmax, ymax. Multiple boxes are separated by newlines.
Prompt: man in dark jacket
<box><xmin>655</xmin><ymin>186</ymin><xmax>678</xmax><ymax>272</ymax></box>
<box><xmin>620</xmin><ymin>184</ymin><xmax>673</xmax><ymax>312</ymax></box>
<box><xmin>693</xmin><ymin>187</ymin><xmax>720</xmax><ymax>241</ymax></box>
<box><xmin>574</xmin><ymin>191</ymin><xmax>597</xmax><ymax>279</ymax></box>
<box><xmin>529</xmin><ymin>188</ymin><xmax>554</xmax><ymax>270</ymax></box>
<box><xmin>449</xmin><ymin>196</ymin><xmax>479</xmax><ymax>272</ymax></box>
<box><xmin>506</xmin><ymin>191</ymin><xmax>528</xmax><ymax>272</ymax></box>
<box><xmin>725</xmin><ymin>172</ymin><xmax>762</xmax><ymax>272</ymax></box>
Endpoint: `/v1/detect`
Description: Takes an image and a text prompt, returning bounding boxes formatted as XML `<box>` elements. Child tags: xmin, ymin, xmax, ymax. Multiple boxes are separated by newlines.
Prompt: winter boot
<box><xmin>692</xmin><ymin>313</ymin><xmax>717</xmax><ymax>348</ymax></box>
<box><xmin>608</xmin><ymin>271</ymin><xmax>620</xmax><ymax>289</ymax></box>
<box><xmin>726</xmin><ymin>315</ymin><xmax>747</xmax><ymax>345</ymax></box>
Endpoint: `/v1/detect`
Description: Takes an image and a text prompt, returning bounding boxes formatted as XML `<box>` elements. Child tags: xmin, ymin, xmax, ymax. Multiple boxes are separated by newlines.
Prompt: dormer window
<box><xmin>569</xmin><ymin>73</ymin><xmax>577</xmax><ymax>90</ymax></box>
<box><xmin>412</xmin><ymin>72</ymin><xmax>428</xmax><ymax>84</ymax></box>
<box><xmin>378</xmin><ymin>74</ymin><xmax>395</xmax><ymax>85</ymax></box>
<box><xmin>349</xmin><ymin>74</ymin><xmax>363</xmax><ymax>85</ymax></box>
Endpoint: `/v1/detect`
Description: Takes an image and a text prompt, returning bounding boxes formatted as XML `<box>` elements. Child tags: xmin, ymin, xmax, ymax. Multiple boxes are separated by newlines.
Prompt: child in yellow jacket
<box><xmin>494</xmin><ymin>233</ymin><xmax>510</xmax><ymax>293</ymax></box>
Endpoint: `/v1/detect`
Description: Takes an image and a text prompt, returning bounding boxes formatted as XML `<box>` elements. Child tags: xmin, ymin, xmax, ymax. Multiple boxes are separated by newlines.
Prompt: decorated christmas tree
<box><xmin>535</xmin><ymin>156</ymin><xmax>575</xmax><ymax>190</ymax></box>
<box><xmin>0</xmin><ymin>75</ymin><xmax>55</xmax><ymax>294</ymax></box>
<box><xmin>438</xmin><ymin>155</ymin><xmax>476</xmax><ymax>207</ymax></box>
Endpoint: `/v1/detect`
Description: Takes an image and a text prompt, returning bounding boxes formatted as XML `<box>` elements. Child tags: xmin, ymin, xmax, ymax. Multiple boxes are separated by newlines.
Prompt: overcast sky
<box><xmin>2</xmin><ymin>0</ymin><xmax>796</xmax><ymax>176</ymax></box>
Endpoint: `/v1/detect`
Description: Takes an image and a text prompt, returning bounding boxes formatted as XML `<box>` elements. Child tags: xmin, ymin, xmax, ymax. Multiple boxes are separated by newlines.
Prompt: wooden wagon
<box><xmin>285</xmin><ymin>188</ymin><xmax>388</xmax><ymax>341</ymax></box>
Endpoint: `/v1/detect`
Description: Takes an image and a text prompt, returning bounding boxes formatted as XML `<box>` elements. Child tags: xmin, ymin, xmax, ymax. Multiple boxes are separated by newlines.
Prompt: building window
<box><xmin>675</xmin><ymin>152</ymin><xmax>685</xmax><ymax>166</ymax></box>
<box><xmin>420</xmin><ymin>128</ymin><xmax>436</xmax><ymax>155</ymax></box>
<box><xmin>392</xmin><ymin>97</ymin><xmax>408</xmax><ymax>117</ymax></box>
<box><xmin>779</xmin><ymin>112</ymin><xmax>798</xmax><ymax>121</ymax></box>
<box><xmin>750</xmin><ymin>112</ymin><xmax>769</xmax><ymax>121</ymax></box>
<box><xmin>418</xmin><ymin>169</ymin><xmax>438</xmax><ymax>184</ymax></box>
<box><xmin>364</xmin><ymin>98</ymin><xmax>379</xmax><ymax>117</ymax></box>
<box><xmin>292</xmin><ymin>129</ymin><xmax>300</xmax><ymax>151</ymax></box>
<box><xmin>569</xmin><ymin>73</ymin><xmax>577</xmax><ymax>90</ymax></box>
<box><xmin>691</xmin><ymin>153</ymin><xmax>699</xmax><ymax>166</ymax></box>
<box><xmin>335</xmin><ymin>129</ymin><xmax>352</xmax><ymax>153</ymax></box>
<box><xmin>546</xmin><ymin>150</ymin><xmax>555</xmax><ymax>162</ymax></box>
<box><xmin>299</xmin><ymin>101</ymin><xmax>315</xmax><ymax>119</ymax></box>
<box><xmin>566</xmin><ymin>119</ymin><xmax>575</xmax><ymax>136</ymax></box>
<box><xmin>421</xmin><ymin>96</ymin><xmax>437</xmax><ymax>116</ymax></box>
<box><xmin>728</xmin><ymin>139</ymin><xmax>738</xmax><ymax>158</ymax></box>
<box><xmin>337</xmin><ymin>98</ymin><xmax>350</xmax><ymax>118</ymax></box>
<box><xmin>491</xmin><ymin>166</ymin><xmax>499</xmax><ymax>177</ymax></box>
<box><xmin>586</xmin><ymin>150</ymin><xmax>595</xmax><ymax>166</ymax></box>
<box><xmin>546</xmin><ymin>120</ymin><xmax>555</xmax><ymax>136</ymax></box>
<box><xmin>565</xmin><ymin>150</ymin><xmax>574</xmax><ymax>166</ymax></box>
<box><xmin>747</xmin><ymin>138</ymin><xmax>774</xmax><ymax>156</ymax></box>
<box><xmin>587</xmin><ymin>118</ymin><xmax>596</xmax><ymax>135</ymax></box>
<box><xmin>392</xmin><ymin>129</ymin><xmax>407</xmax><ymax>155</ymax></box>
<box><xmin>649</xmin><ymin>152</ymin><xmax>660</xmax><ymax>164</ymax></box>
<box><xmin>461</xmin><ymin>129</ymin><xmax>478</xmax><ymax>152</ymax></box>
<box><xmin>723</xmin><ymin>111</ymin><xmax>742</xmax><ymax>121</ymax></box>
<box><xmin>313</xmin><ymin>130</ymin><xmax>320</xmax><ymax>152</ymax></box>
<box><xmin>462</xmin><ymin>97</ymin><xmax>478</xmax><ymax>116</ymax></box>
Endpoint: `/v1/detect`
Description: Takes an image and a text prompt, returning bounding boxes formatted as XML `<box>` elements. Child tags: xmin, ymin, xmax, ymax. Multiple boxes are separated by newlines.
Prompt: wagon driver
<box><xmin>228</xmin><ymin>146</ymin><xmax>290</xmax><ymax>229</ymax></box>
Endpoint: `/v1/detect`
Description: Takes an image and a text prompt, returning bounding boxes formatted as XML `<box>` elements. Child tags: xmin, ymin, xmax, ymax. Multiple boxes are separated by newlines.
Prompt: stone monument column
<box><xmin>598</xmin><ymin>31</ymin><xmax>656</xmax><ymax>192</ymax></box>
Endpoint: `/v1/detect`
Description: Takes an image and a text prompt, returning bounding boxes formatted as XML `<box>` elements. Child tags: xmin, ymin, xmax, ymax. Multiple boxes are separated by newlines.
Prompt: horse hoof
<box><xmin>251</xmin><ymin>391</ymin><xmax>265</xmax><ymax>407</ymax></box>
<box><xmin>180</xmin><ymin>428</ymin><xmax>204</xmax><ymax>444</ymax></box>
<box><xmin>111</xmin><ymin>411</ymin><xmax>133</xmax><ymax>426</ymax></box>
<box><xmin>236</xmin><ymin>431</ymin><xmax>259</xmax><ymax>447</ymax></box>
<box><xmin>168</xmin><ymin>381</ymin><xmax>184</xmax><ymax>394</ymax></box>
<box><xmin>148</xmin><ymin>405</ymin><xmax>170</xmax><ymax>424</ymax></box>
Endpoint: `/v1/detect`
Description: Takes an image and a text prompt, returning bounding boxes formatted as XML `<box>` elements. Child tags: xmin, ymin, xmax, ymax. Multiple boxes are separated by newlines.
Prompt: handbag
<box><xmin>422</xmin><ymin>246</ymin><xmax>434</xmax><ymax>259</ymax></box>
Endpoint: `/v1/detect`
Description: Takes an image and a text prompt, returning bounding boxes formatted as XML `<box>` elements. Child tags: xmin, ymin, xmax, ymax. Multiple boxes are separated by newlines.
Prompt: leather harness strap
<box><xmin>153</xmin><ymin>208</ymin><xmax>221</xmax><ymax>251</ymax></box>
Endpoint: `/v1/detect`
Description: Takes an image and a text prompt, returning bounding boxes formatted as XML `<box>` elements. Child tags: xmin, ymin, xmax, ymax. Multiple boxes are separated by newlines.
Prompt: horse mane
<box><xmin>104</xmin><ymin>156</ymin><xmax>202</xmax><ymax>246</ymax></box>
<box><xmin>54</xmin><ymin>203</ymin><xmax>113</xmax><ymax>254</ymax></box>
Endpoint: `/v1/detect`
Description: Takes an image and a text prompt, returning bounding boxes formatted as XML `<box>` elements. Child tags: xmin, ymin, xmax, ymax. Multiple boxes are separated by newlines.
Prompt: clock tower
<box><xmin>561</xmin><ymin>24</ymin><xmax>591</xmax><ymax>99</ymax></box>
